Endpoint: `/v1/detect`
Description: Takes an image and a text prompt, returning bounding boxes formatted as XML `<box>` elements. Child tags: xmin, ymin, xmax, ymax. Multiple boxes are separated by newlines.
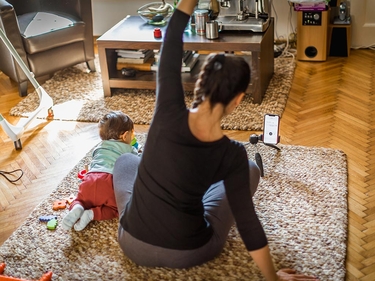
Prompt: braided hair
<box><xmin>98</xmin><ymin>111</ymin><xmax>134</xmax><ymax>140</ymax></box>
<box><xmin>192</xmin><ymin>53</ymin><xmax>250</xmax><ymax>109</ymax></box>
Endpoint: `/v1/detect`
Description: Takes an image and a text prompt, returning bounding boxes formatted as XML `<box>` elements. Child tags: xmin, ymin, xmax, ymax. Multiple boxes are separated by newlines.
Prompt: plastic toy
<box><xmin>131</xmin><ymin>137</ymin><xmax>139</xmax><ymax>150</ymax></box>
<box><xmin>39</xmin><ymin>215</ymin><xmax>58</xmax><ymax>230</ymax></box>
<box><xmin>0</xmin><ymin>263</ymin><xmax>52</xmax><ymax>281</ymax></box>
<box><xmin>46</xmin><ymin>219</ymin><xmax>58</xmax><ymax>230</ymax></box>
<box><xmin>77</xmin><ymin>169</ymin><xmax>87</xmax><ymax>180</ymax></box>
<box><xmin>65</xmin><ymin>194</ymin><xmax>76</xmax><ymax>204</ymax></box>
<box><xmin>46</xmin><ymin>108</ymin><xmax>54</xmax><ymax>120</ymax></box>
<box><xmin>52</xmin><ymin>194</ymin><xmax>77</xmax><ymax>211</ymax></box>
<box><xmin>52</xmin><ymin>200</ymin><xmax>66</xmax><ymax>210</ymax></box>
<box><xmin>38</xmin><ymin>215</ymin><xmax>57</xmax><ymax>222</ymax></box>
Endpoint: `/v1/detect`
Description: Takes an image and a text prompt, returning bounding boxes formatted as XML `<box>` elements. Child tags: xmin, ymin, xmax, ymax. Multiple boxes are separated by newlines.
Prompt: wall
<box><xmin>270</xmin><ymin>0</ymin><xmax>297</xmax><ymax>41</ymax></box>
<box><xmin>92</xmin><ymin>0</ymin><xmax>150</xmax><ymax>35</ymax></box>
<box><xmin>92</xmin><ymin>0</ymin><xmax>297</xmax><ymax>40</ymax></box>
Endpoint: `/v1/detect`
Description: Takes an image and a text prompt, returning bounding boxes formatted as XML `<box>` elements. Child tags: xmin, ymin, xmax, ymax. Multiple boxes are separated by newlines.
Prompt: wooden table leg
<box><xmin>252</xmin><ymin>20</ymin><xmax>274</xmax><ymax>104</ymax></box>
<box><xmin>250</xmin><ymin>53</ymin><xmax>261</xmax><ymax>104</ymax></box>
<box><xmin>98</xmin><ymin>46</ymin><xmax>111</xmax><ymax>97</ymax></box>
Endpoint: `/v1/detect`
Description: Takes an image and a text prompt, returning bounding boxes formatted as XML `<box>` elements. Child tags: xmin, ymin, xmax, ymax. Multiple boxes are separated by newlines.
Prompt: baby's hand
<box><xmin>138</xmin><ymin>144</ymin><xmax>143</xmax><ymax>154</ymax></box>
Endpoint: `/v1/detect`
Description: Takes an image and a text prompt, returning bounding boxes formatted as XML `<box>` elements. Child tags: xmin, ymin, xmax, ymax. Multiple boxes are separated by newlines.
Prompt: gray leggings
<box><xmin>113</xmin><ymin>153</ymin><xmax>260</xmax><ymax>269</ymax></box>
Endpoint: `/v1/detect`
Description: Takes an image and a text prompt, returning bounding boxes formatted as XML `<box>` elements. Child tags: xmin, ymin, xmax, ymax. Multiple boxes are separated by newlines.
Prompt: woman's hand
<box><xmin>277</xmin><ymin>268</ymin><xmax>319</xmax><ymax>281</ymax></box>
<box><xmin>175</xmin><ymin>0</ymin><xmax>198</xmax><ymax>16</ymax></box>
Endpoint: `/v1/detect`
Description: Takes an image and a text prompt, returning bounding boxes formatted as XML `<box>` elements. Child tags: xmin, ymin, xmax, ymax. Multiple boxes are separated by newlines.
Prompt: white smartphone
<box><xmin>262</xmin><ymin>114</ymin><xmax>280</xmax><ymax>145</ymax></box>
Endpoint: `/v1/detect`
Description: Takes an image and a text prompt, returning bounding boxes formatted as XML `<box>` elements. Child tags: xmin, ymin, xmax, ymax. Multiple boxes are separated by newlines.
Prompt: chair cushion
<box><xmin>17</xmin><ymin>12</ymin><xmax>86</xmax><ymax>54</ymax></box>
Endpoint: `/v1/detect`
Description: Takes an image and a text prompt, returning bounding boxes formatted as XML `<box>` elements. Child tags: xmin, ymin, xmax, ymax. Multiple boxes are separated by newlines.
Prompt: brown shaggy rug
<box><xmin>10</xmin><ymin>57</ymin><xmax>295</xmax><ymax>130</ymax></box>
<box><xmin>0</xmin><ymin>135</ymin><xmax>348</xmax><ymax>281</ymax></box>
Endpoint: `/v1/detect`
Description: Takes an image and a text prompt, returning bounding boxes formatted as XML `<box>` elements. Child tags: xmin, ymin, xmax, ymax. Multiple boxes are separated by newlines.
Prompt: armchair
<box><xmin>0</xmin><ymin>0</ymin><xmax>96</xmax><ymax>97</ymax></box>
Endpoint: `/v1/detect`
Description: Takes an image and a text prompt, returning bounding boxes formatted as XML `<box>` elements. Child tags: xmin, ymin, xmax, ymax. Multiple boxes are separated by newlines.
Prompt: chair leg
<box><xmin>18</xmin><ymin>81</ymin><xmax>28</xmax><ymax>97</ymax></box>
<box><xmin>86</xmin><ymin>59</ymin><xmax>96</xmax><ymax>72</ymax></box>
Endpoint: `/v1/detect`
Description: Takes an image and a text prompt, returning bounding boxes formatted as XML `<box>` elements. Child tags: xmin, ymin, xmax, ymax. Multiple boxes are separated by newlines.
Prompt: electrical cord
<box><xmin>351</xmin><ymin>45</ymin><xmax>375</xmax><ymax>51</ymax></box>
<box><xmin>271</xmin><ymin>1</ymin><xmax>296</xmax><ymax>61</ymax></box>
<box><xmin>0</xmin><ymin>168</ymin><xmax>24</xmax><ymax>183</ymax></box>
<box><xmin>279</xmin><ymin>4</ymin><xmax>296</xmax><ymax>60</ymax></box>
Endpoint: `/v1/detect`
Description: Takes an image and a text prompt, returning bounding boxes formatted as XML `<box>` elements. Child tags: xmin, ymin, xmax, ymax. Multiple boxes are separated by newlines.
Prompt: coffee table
<box><xmin>97</xmin><ymin>16</ymin><xmax>274</xmax><ymax>104</ymax></box>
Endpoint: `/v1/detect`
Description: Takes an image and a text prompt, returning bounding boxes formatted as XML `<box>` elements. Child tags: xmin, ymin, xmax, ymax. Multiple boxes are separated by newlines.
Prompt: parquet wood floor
<box><xmin>1</xmin><ymin>48</ymin><xmax>375</xmax><ymax>280</ymax></box>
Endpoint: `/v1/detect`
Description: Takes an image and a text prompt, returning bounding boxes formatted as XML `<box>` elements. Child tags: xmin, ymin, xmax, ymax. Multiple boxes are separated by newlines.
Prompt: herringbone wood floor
<box><xmin>1</xmin><ymin>48</ymin><xmax>374</xmax><ymax>280</ymax></box>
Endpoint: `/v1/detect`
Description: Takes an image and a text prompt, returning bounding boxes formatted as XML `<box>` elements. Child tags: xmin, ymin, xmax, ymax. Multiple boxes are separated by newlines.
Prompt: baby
<box><xmin>62</xmin><ymin>110</ymin><xmax>140</xmax><ymax>231</ymax></box>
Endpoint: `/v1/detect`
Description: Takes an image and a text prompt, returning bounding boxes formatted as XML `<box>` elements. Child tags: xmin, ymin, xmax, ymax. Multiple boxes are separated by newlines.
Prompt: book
<box><xmin>116</xmin><ymin>57</ymin><xmax>155</xmax><ymax>71</ymax></box>
<box><xmin>182</xmin><ymin>51</ymin><xmax>194</xmax><ymax>67</ymax></box>
<box><xmin>154</xmin><ymin>50</ymin><xmax>195</xmax><ymax>66</ymax></box>
<box><xmin>117</xmin><ymin>50</ymin><xmax>154</xmax><ymax>64</ymax></box>
<box><xmin>182</xmin><ymin>50</ymin><xmax>193</xmax><ymax>63</ymax></box>
<box><xmin>151</xmin><ymin>53</ymin><xmax>200</xmax><ymax>72</ymax></box>
<box><xmin>117</xmin><ymin>49</ymin><xmax>154</xmax><ymax>59</ymax></box>
<box><xmin>179</xmin><ymin>51</ymin><xmax>195</xmax><ymax>66</ymax></box>
<box><xmin>181</xmin><ymin>53</ymin><xmax>199</xmax><ymax>72</ymax></box>
<box><xmin>116</xmin><ymin>49</ymin><xmax>151</xmax><ymax>56</ymax></box>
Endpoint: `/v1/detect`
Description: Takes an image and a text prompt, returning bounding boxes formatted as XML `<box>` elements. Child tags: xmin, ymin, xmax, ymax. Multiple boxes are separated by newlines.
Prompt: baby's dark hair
<box><xmin>98</xmin><ymin>111</ymin><xmax>134</xmax><ymax>140</ymax></box>
<box><xmin>192</xmin><ymin>53</ymin><xmax>250</xmax><ymax>109</ymax></box>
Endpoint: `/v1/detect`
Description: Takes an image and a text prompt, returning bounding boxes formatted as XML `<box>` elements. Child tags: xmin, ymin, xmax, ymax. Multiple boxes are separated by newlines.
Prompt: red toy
<box><xmin>77</xmin><ymin>169</ymin><xmax>87</xmax><ymax>180</ymax></box>
<box><xmin>0</xmin><ymin>263</ymin><xmax>52</xmax><ymax>281</ymax></box>
<box><xmin>46</xmin><ymin>108</ymin><xmax>54</xmax><ymax>120</ymax></box>
<box><xmin>154</xmin><ymin>28</ymin><xmax>162</xmax><ymax>38</ymax></box>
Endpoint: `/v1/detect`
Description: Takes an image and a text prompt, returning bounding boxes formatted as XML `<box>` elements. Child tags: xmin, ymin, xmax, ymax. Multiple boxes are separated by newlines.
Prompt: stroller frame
<box><xmin>0</xmin><ymin>28</ymin><xmax>53</xmax><ymax>150</ymax></box>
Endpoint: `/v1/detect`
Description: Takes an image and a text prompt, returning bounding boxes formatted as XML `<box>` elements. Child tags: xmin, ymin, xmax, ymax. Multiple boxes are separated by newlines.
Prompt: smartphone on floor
<box><xmin>262</xmin><ymin>114</ymin><xmax>280</xmax><ymax>145</ymax></box>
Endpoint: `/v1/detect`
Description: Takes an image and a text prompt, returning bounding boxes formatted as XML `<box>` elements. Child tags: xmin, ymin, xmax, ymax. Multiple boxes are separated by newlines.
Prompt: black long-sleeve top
<box><xmin>120</xmin><ymin>9</ymin><xmax>268</xmax><ymax>251</ymax></box>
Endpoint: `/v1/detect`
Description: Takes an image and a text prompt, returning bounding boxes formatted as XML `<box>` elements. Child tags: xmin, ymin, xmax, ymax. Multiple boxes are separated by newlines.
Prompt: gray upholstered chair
<box><xmin>0</xmin><ymin>0</ymin><xmax>95</xmax><ymax>97</ymax></box>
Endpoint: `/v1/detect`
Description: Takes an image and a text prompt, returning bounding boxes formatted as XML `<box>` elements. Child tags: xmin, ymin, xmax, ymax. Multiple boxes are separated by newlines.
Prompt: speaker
<box><xmin>297</xmin><ymin>10</ymin><xmax>329</xmax><ymax>61</ymax></box>
<box><xmin>328</xmin><ymin>24</ymin><xmax>351</xmax><ymax>57</ymax></box>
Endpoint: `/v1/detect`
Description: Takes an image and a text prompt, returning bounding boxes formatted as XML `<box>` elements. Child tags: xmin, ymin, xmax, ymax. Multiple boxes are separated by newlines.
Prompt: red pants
<box><xmin>70</xmin><ymin>172</ymin><xmax>118</xmax><ymax>221</ymax></box>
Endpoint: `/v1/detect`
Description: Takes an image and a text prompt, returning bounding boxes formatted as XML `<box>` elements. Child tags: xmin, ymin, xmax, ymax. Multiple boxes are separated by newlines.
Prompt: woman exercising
<box><xmin>113</xmin><ymin>0</ymin><xmax>318</xmax><ymax>280</ymax></box>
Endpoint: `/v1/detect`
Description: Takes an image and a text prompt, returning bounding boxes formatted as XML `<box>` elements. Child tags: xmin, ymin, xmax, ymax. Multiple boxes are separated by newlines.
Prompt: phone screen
<box><xmin>263</xmin><ymin>114</ymin><xmax>280</xmax><ymax>145</ymax></box>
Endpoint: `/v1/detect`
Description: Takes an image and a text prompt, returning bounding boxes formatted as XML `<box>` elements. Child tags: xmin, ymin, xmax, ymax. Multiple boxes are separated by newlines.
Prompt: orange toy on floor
<box><xmin>52</xmin><ymin>200</ymin><xmax>66</xmax><ymax>210</ymax></box>
<box><xmin>0</xmin><ymin>263</ymin><xmax>52</xmax><ymax>281</ymax></box>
